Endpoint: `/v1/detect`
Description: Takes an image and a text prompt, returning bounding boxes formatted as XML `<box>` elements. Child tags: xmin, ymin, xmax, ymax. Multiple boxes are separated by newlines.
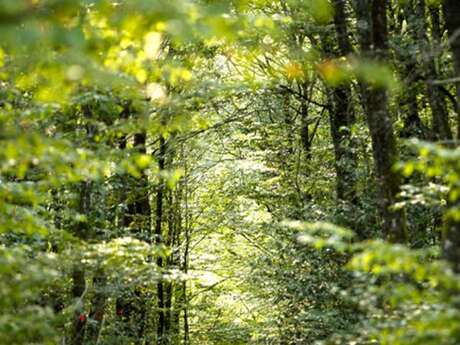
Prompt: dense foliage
<box><xmin>2</xmin><ymin>0</ymin><xmax>460</xmax><ymax>344</ymax></box>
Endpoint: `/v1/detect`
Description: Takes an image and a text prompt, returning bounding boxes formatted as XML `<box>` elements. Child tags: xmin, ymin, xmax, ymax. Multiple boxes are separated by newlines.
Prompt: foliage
<box><xmin>1</xmin><ymin>0</ymin><xmax>460</xmax><ymax>344</ymax></box>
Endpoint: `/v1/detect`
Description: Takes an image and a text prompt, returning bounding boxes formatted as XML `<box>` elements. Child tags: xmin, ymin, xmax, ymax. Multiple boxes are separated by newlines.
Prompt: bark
<box><xmin>155</xmin><ymin>135</ymin><xmax>167</xmax><ymax>344</ymax></box>
<box><xmin>114</xmin><ymin>133</ymin><xmax>132</xmax><ymax>340</ymax></box>
<box><xmin>355</xmin><ymin>0</ymin><xmax>407</xmax><ymax>242</ymax></box>
<box><xmin>397</xmin><ymin>1</ymin><xmax>427</xmax><ymax>138</ymax></box>
<box><xmin>442</xmin><ymin>0</ymin><xmax>460</xmax><ymax>271</ymax></box>
<box><xmin>170</xmin><ymin>187</ymin><xmax>183</xmax><ymax>345</ymax></box>
<box><xmin>131</xmin><ymin>133</ymin><xmax>151</xmax><ymax>343</ymax></box>
<box><xmin>283</xmin><ymin>91</ymin><xmax>295</xmax><ymax>155</ymax></box>
<box><xmin>70</xmin><ymin>182</ymin><xmax>91</xmax><ymax>345</ymax></box>
<box><xmin>164</xmin><ymin>190</ymin><xmax>175</xmax><ymax>344</ymax></box>
<box><xmin>182</xmin><ymin>153</ymin><xmax>191</xmax><ymax>345</ymax></box>
<box><xmin>183</xmin><ymin>299</ymin><xmax>190</xmax><ymax>345</ymax></box>
<box><xmin>160</xmin><ymin>142</ymin><xmax>182</xmax><ymax>345</ymax></box>
<box><xmin>163</xmin><ymin>281</ymin><xmax>172</xmax><ymax>344</ymax></box>
<box><xmin>333</xmin><ymin>0</ymin><xmax>353</xmax><ymax>55</ymax></box>
<box><xmin>85</xmin><ymin>268</ymin><xmax>107</xmax><ymax>345</ymax></box>
<box><xmin>352</xmin><ymin>0</ymin><xmax>372</xmax><ymax>54</ymax></box>
<box><xmin>299</xmin><ymin>89</ymin><xmax>311</xmax><ymax>158</ymax></box>
<box><xmin>424</xmin><ymin>5</ymin><xmax>452</xmax><ymax>140</ymax></box>
<box><xmin>351</xmin><ymin>0</ymin><xmax>372</xmax><ymax>113</ymax></box>
<box><xmin>125</xmin><ymin>133</ymin><xmax>152</xmax><ymax>241</ymax></box>
<box><xmin>444</xmin><ymin>200</ymin><xmax>460</xmax><ymax>273</ymax></box>
<box><xmin>443</xmin><ymin>0</ymin><xmax>460</xmax><ymax>139</ymax></box>
<box><xmin>327</xmin><ymin>86</ymin><xmax>357</xmax><ymax>203</ymax></box>
<box><xmin>329</xmin><ymin>0</ymin><xmax>358</xmax><ymax>205</ymax></box>
<box><xmin>71</xmin><ymin>268</ymin><xmax>86</xmax><ymax>345</ymax></box>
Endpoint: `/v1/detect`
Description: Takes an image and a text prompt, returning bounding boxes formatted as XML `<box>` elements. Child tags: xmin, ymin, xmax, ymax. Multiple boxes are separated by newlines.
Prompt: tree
<box><xmin>443</xmin><ymin>0</ymin><xmax>460</xmax><ymax>139</ymax></box>
<box><xmin>355</xmin><ymin>0</ymin><xmax>407</xmax><ymax>242</ymax></box>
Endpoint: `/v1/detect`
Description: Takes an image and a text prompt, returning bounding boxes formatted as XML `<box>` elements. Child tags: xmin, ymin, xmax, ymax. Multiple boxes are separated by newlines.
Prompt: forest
<box><xmin>2</xmin><ymin>0</ymin><xmax>460</xmax><ymax>344</ymax></box>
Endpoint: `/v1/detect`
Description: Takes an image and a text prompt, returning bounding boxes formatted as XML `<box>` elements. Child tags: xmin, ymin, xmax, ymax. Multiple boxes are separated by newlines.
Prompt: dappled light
<box><xmin>1</xmin><ymin>0</ymin><xmax>460</xmax><ymax>344</ymax></box>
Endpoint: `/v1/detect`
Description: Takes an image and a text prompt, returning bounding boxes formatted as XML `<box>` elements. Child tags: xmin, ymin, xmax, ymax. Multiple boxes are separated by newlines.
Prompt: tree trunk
<box><xmin>182</xmin><ymin>152</ymin><xmax>191</xmax><ymax>345</ymax></box>
<box><xmin>283</xmin><ymin>91</ymin><xmax>295</xmax><ymax>155</ymax></box>
<box><xmin>352</xmin><ymin>0</ymin><xmax>372</xmax><ymax>54</ymax></box>
<box><xmin>86</xmin><ymin>268</ymin><xmax>107</xmax><ymax>345</ymax></box>
<box><xmin>70</xmin><ymin>182</ymin><xmax>91</xmax><ymax>345</ymax></box>
<box><xmin>156</xmin><ymin>135</ymin><xmax>167</xmax><ymax>343</ymax></box>
<box><xmin>443</xmin><ymin>0</ymin><xmax>460</xmax><ymax>139</ymax></box>
<box><xmin>444</xmin><ymin>199</ymin><xmax>460</xmax><ymax>273</ymax></box>
<box><xmin>442</xmin><ymin>0</ymin><xmax>460</xmax><ymax>272</ymax></box>
<box><xmin>132</xmin><ymin>133</ymin><xmax>151</xmax><ymax>344</ymax></box>
<box><xmin>333</xmin><ymin>0</ymin><xmax>353</xmax><ymax>55</ymax></box>
<box><xmin>170</xmin><ymin>187</ymin><xmax>183</xmax><ymax>345</ymax></box>
<box><xmin>356</xmin><ymin>0</ymin><xmax>407</xmax><ymax>242</ymax></box>
<box><xmin>299</xmin><ymin>88</ymin><xmax>311</xmax><ymax>158</ymax></box>
<box><xmin>71</xmin><ymin>268</ymin><xmax>86</xmax><ymax>345</ymax></box>
<box><xmin>424</xmin><ymin>4</ymin><xmax>452</xmax><ymax>140</ymax></box>
<box><xmin>163</xmin><ymin>189</ymin><xmax>176</xmax><ymax>344</ymax></box>
<box><xmin>329</xmin><ymin>0</ymin><xmax>358</xmax><ymax>205</ymax></box>
<box><xmin>116</xmin><ymin>128</ymin><xmax>151</xmax><ymax>343</ymax></box>
<box><xmin>397</xmin><ymin>0</ymin><xmax>427</xmax><ymax>138</ymax></box>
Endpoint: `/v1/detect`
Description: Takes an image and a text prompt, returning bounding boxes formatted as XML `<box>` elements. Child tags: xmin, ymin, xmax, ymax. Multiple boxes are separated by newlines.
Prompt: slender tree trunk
<box><xmin>133</xmin><ymin>132</ymin><xmax>151</xmax><ymax>344</ymax></box>
<box><xmin>182</xmin><ymin>152</ymin><xmax>190</xmax><ymax>345</ymax></box>
<box><xmin>71</xmin><ymin>182</ymin><xmax>91</xmax><ymax>345</ymax></box>
<box><xmin>71</xmin><ymin>268</ymin><xmax>86</xmax><ymax>345</ymax></box>
<box><xmin>163</xmin><ymin>189</ymin><xmax>176</xmax><ymax>344</ymax></box>
<box><xmin>398</xmin><ymin>1</ymin><xmax>427</xmax><ymax>138</ymax></box>
<box><xmin>398</xmin><ymin>60</ymin><xmax>425</xmax><ymax>138</ymax></box>
<box><xmin>283</xmin><ymin>91</ymin><xmax>295</xmax><ymax>155</ymax></box>
<box><xmin>300</xmin><ymin>91</ymin><xmax>311</xmax><ymax>158</ymax></box>
<box><xmin>170</xmin><ymin>187</ymin><xmax>183</xmax><ymax>345</ymax></box>
<box><xmin>86</xmin><ymin>268</ymin><xmax>107</xmax><ymax>345</ymax></box>
<box><xmin>423</xmin><ymin>4</ymin><xmax>452</xmax><ymax>140</ymax></box>
<box><xmin>115</xmin><ymin>127</ymin><xmax>151</xmax><ymax>343</ymax></box>
<box><xmin>443</xmin><ymin>0</ymin><xmax>460</xmax><ymax>139</ymax></box>
<box><xmin>156</xmin><ymin>135</ymin><xmax>167</xmax><ymax>343</ymax></box>
<box><xmin>114</xmin><ymin>132</ymin><xmax>131</xmax><ymax>340</ymax></box>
